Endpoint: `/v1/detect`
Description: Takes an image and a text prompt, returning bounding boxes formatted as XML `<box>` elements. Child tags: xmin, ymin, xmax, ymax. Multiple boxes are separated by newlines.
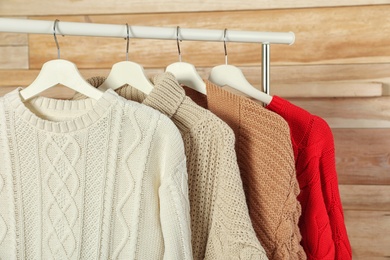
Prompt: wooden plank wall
<box><xmin>1</xmin><ymin>2</ymin><xmax>390</xmax><ymax>259</ymax></box>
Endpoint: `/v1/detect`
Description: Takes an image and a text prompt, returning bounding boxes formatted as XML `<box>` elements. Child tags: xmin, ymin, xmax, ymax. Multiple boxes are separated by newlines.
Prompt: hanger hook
<box><xmin>53</xmin><ymin>19</ymin><xmax>60</xmax><ymax>59</ymax></box>
<box><xmin>223</xmin><ymin>28</ymin><xmax>228</xmax><ymax>65</ymax></box>
<box><xmin>176</xmin><ymin>26</ymin><xmax>182</xmax><ymax>62</ymax></box>
<box><xmin>125</xmin><ymin>23</ymin><xmax>130</xmax><ymax>61</ymax></box>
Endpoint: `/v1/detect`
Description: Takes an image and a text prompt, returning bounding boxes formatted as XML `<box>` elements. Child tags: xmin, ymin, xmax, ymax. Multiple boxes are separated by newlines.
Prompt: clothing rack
<box><xmin>0</xmin><ymin>18</ymin><xmax>295</xmax><ymax>94</ymax></box>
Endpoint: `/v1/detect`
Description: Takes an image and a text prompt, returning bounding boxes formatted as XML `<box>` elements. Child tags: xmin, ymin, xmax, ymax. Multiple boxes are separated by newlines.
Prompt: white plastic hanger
<box><xmin>165</xmin><ymin>26</ymin><xmax>206</xmax><ymax>95</ymax></box>
<box><xmin>208</xmin><ymin>29</ymin><xmax>273</xmax><ymax>105</ymax></box>
<box><xmin>99</xmin><ymin>24</ymin><xmax>153</xmax><ymax>94</ymax></box>
<box><xmin>20</xmin><ymin>19</ymin><xmax>104</xmax><ymax>101</ymax></box>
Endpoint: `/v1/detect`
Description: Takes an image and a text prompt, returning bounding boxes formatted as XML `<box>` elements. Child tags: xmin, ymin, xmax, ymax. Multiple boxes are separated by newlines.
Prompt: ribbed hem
<box><xmin>6</xmin><ymin>87</ymin><xmax>118</xmax><ymax>133</ymax></box>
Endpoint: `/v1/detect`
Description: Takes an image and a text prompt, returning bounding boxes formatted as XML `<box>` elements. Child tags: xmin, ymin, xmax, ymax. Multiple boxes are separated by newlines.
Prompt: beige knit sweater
<box><xmin>186</xmin><ymin>82</ymin><xmax>306</xmax><ymax>260</ymax></box>
<box><xmin>73</xmin><ymin>73</ymin><xmax>268</xmax><ymax>260</ymax></box>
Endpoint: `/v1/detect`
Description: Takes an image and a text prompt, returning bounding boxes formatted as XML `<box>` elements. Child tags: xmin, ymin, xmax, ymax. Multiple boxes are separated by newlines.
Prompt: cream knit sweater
<box><xmin>0</xmin><ymin>88</ymin><xmax>192</xmax><ymax>259</ymax></box>
<box><xmin>73</xmin><ymin>73</ymin><xmax>268</xmax><ymax>260</ymax></box>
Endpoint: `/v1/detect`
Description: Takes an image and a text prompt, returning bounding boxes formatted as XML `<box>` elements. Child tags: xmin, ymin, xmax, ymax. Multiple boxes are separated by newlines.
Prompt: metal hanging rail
<box><xmin>0</xmin><ymin>18</ymin><xmax>295</xmax><ymax>93</ymax></box>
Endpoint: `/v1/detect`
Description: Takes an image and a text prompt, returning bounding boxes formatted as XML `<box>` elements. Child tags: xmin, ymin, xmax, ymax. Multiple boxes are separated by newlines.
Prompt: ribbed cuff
<box><xmin>143</xmin><ymin>72</ymin><xmax>186</xmax><ymax>119</ymax></box>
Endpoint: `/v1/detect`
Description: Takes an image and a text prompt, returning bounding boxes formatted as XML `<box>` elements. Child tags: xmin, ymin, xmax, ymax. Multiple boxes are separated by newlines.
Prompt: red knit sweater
<box><xmin>267</xmin><ymin>96</ymin><xmax>352</xmax><ymax>260</ymax></box>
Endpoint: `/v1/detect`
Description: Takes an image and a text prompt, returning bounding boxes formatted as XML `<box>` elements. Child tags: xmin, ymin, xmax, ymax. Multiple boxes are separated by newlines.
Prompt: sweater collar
<box><xmin>80</xmin><ymin>73</ymin><xmax>187</xmax><ymax>121</ymax></box>
<box><xmin>5</xmin><ymin>87</ymin><xmax>118</xmax><ymax>133</ymax></box>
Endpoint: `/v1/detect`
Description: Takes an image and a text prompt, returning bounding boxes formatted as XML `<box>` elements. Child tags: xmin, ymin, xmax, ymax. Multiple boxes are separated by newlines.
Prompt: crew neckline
<box><xmin>5</xmin><ymin>87</ymin><xmax>118</xmax><ymax>133</ymax></box>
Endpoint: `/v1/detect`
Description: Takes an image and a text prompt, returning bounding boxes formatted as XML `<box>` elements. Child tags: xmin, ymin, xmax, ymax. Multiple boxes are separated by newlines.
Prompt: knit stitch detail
<box><xmin>0</xmin><ymin>175</ymin><xmax>5</xmax><ymax>245</ymax></box>
<box><xmin>161</xmin><ymin>148</ymin><xmax>192</xmax><ymax>259</ymax></box>
<box><xmin>111</xmin><ymin>107</ymin><xmax>142</xmax><ymax>259</ymax></box>
<box><xmin>43</xmin><ymin>134</ymin><xmax>80</xmax><ymax>258</ymax></box>
<box><xmin>0</xmin><ymin>98</ymin><xmax>18</xmax><ymax>259</ymax></box>
<box><xmin>8</xmin><ymin>102</ymin><xmax>26</xmax><ymax>259</ymax></box>
<box><xmin>98</xmin><ymin>104</ymin><xmax>123</xmax><ymax>259</ymax></box>
<box><xmin>0</xmin><ymin>108</ymin><xmax>6</xmax><ymax>245</ymax></box>
<box><xmin>0</xmin><ymin>97</ymin><xmax>16</xmax><ymax>259</ymax></box>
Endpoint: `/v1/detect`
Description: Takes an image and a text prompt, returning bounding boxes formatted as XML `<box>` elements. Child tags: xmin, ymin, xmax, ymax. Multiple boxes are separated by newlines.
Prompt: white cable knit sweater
<box><xmin>0</xmin><ymin>88</ymin><xmax>192</xmax><ymax>259</ymax></box>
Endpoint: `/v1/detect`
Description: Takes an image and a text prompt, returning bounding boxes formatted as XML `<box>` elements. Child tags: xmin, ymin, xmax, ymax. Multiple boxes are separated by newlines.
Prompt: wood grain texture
<box><xmin>340</xmin><ymin>185</ymin><xmax>390</xmax><ymax>211</ymax></box>
<box><xmin>270</xmin><ymin>63</ymin><xmax>390</xmax><ymax>85</ymax></box>
<box><xmin>0</xmin><ymin>33</ymin><xmax>28</xmax><ymax>46</ymax></box>
<box><xmin>1</xmin><ymin>1</ymin><xmax>390</xmax><ymax>16</ymax></box>
<box><xmin>344</xmin><ymin>210</ymin><xmax>390</xmax><ymax>260</ymax></box>
<box><xmin>213</xmin><ymin>63</ymin><xmax>390</xmax><ymax>94</ymax></box>
<box><xmin>276</xmin><ymin>82</ymin><xmax>382</xmax><ymax>98</ymax></box>
<box><xmin>290</xmin><ymin>97</ymin><xmax>390</xmax><ymax>129</ymax></box>
<box><xmin>28</xmin><ymin>6</ymin><xmax>390</xmax><ymax>68</ymax></box>
<box><xmin>333</xmin><ymin>129</ymin><xmax>390</xmax><ymax>185</ymax></box>
<box><xmin>0</xmin><ymin>46</ymin><xmax>28</xmax><ymax>69</ymax></box>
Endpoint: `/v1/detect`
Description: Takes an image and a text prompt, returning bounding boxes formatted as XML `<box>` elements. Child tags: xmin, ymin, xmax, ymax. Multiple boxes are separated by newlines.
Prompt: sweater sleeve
<box><xmin>315</xmin><ymin>117</ymin><xmax>352</xmax><ymax>260</ymax></box>
<box><xmin>199</xmin><ymin>119</ymin><xmax>268</xmax><ymax>260</ymax></box>
<box><xmin>154</xmin><ymin>115</ymin><xmax>193</xmax><ymax>260</ymax></box>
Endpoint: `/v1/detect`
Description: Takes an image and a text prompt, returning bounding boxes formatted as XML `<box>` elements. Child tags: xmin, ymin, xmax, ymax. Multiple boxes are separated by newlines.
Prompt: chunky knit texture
<box><xmin>186</xmin><ymin>81</ymin><xmax>305</xmax><ymax>260</ymax></box>
<box><xmin>73</xmin><ymin>73</ymin><xmax>269</xmax><ymax>260</ymax></box>
<box><xmin>0</xmin><ymin>88</ymin><xmax>192</xmax><ymax>259</ymax></box>
<box><xmin>266</xmin><ymin>96</ymin><xmax>352</xmax><ymax>260</ymax></box>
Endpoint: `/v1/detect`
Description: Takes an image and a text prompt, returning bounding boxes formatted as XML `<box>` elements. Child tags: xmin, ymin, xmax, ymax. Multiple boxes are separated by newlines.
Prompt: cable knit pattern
<box><xmin>73</xmin><ymin>73</ymin><xmax>268</xmax><ymax>259</ymax></box>
<box><xmin>43</xmin><ymin>135</ymin><xmax>80</xmax><ymax>258</ymax></box>
<box><xmin>0</xmin><ymin>118</ymin><xmax>6</xmax><ymax>246</ymax></box>
<box><xmin>0</xmin><ymin>100</ymin><xmax>17</xmax><ymax>259</ymax></box>
<box><xmin>186</xmin><ymin>82</ymin><xmax>306</xmax><ymax>260</ymax></box>
<box><xmin>0</xmin><ymin>87</ymin><xmax>192</xmax><ymax>259</ymax></box>
<box><xmin>0</xmin><ymin>174</ymin><xmax>5</xmax><ymax>244</ymax></box>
